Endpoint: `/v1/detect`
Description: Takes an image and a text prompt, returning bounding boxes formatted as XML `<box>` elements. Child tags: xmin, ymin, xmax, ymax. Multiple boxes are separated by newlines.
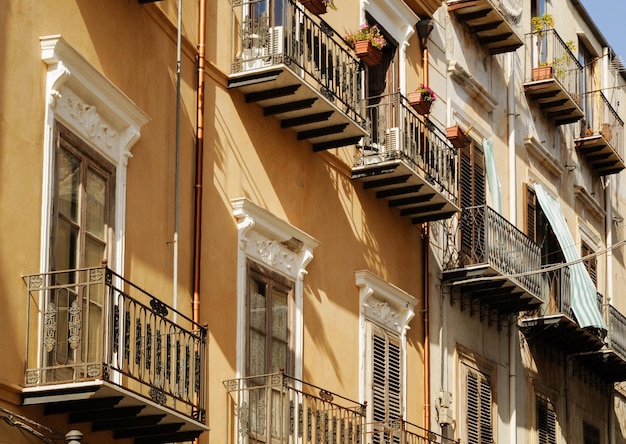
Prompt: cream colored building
<box><xmin>427</xmin><ymin>1</ymin><xmax>626</xmax><ymax>443</ymax></box>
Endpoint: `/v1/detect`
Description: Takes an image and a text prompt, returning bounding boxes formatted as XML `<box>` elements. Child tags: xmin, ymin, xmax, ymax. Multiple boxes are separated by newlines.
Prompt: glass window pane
<box><xmin>250</xmin><ymin>279</ymin><xmax>267</xmax><ymax>333</ymax></box>
<box><xmin>56</xmin><ymin>219</ymin><xmax>78</xmax><ymax>271</ymax></box>
<box><xmin>85</xmin><ymin>236</ymin><xmax>105</xmax><ymax>269</ymax></box>
<box><xmin>272</xmin><ymin>288</ymin><xmax>288</xmax><ymax>341</ymax></box>
<box><xmin>58</xmin><ymin>149</ymin><xmax>80</xmax><ymax>221</ymax></box>
<box><xmin>271</xmin><ymin>340</ymin><xmax>287</xmax><ymax>373</ymax></box>
<box><xmin>86</xmin><ymin>168</ymin><xmax>107</xmax><ymax>239</ymax></box>
<box><xmin>249</xmin><ymin>330</ymin><xmax>266</xmax><ymax>376</ymax></box>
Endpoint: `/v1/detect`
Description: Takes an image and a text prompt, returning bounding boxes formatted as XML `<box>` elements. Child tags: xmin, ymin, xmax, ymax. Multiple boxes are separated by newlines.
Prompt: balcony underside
<box><xmin>575</xmin><ymin>135</ymin><xmax>626</xmax><ymax>175</ymax></box>
<box><xmin>575</xmin><ymin>350</ymin><xmax>626</xmax><ymax>382</ymax></box>
<box><xmin>351</xmin><ymin>158</ymin><xmax>459</xmax><ymax>224</ymax></box>
<box><xmin>447</xmin><ymin>0</ymin><xmax>523</xmax><ymax>54</ymax></box>
<box><xmin>522</xmin><ymin>316</ymin><xmax>626</xmax><ymax>382</ymax></box>
<box><xmin>520</xmin><ymin>314</ymin><xmax>605</xmax><ymax>354</ymax></box>
<box><xmin>443</xmin><ymin>264</ymin><xmax>543</xmax><ymax>316</ymax></box>
<box><xmin>229</xmin><ymin>66</ymin><xmax>367</xmax><ymax>151</ymax></box>
<box><xmin>22</xmin><ymin>381</ymin><xmax>207</xmax><ymax>444</ymax></box>
<box><xmin>524</xmin><ymin>79</ymin><xmax>584</xmax><ymax>126</ymax></box>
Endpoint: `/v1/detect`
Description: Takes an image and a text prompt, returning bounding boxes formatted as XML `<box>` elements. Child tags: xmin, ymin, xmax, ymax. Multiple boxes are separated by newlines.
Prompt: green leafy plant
<box><xmin>416</xmin><ymin>84</ymin><xmax>437</xmax><ymax>102</ymax></box>
<box><xmin>344</xmin><ymin>24</ymin><xmax>387</xmax><ymax>50</ymax></box>
<box><xmin>322</xmin><ymin>0</ymin><xmax>336</xmax><ymax>10</ymax></box>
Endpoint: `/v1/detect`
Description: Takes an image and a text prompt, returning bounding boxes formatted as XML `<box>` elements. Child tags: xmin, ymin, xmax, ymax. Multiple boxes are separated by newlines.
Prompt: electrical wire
<box><xmin>445</xmin><ymin>238</ymin><xmax>626</xmax><ymax>287</ymax></box>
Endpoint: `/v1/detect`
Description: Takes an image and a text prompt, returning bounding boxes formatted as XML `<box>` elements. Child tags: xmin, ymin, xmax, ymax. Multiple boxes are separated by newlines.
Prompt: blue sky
<box><xmin>580</xmin><ymin>0</ymin><xmax>626</xmax><ymax>63</ymax></box>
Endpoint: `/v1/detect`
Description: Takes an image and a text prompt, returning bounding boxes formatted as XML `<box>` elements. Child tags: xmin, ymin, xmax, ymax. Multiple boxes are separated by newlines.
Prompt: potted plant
<box><xmin>299</xmin><ymin>0</ymin><xmax>335</xmax><ymax>15</ymax></box>
<box><xmin>408</xmin><ymin>84</ymin><xmax>436</xmax><ymax>115</ymax></box>
<box><xmin>446</xmin><ymin>125</ymin><xmax>468</xmax><ymax>148</ymax></box>
<box><xmin>344</xmin><ymin>24</ymin><xmax>386</xmax><ymax>67</ymax></box>
<box><xmin>531</xmin><ymin>13</ymin><xmax>554</xmax><ymax>81</ymax></box>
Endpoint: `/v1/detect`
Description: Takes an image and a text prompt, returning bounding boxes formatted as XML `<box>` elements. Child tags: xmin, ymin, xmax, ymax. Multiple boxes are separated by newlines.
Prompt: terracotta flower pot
<box><xmin>408</xmin><ymin>91</ymin><xmax>433</xmax><ymax>115</ymax></box>
<box><xmin>446</xmin><ymin>126</ymin><xmax>468</xmax><ymax>148</ymax></box>
<box><xmin>299</xmin><ymin>0</ymin><xmax>327</xmax><ymax>15</ymax></box>
<box><xmin>354</xmin><ymin>40</ymin><xmax>382</xmax><ymax>67</ymax></box>
<box><xmin>532</xmin><ymin>65</ymin><xmax>553</xmax><ymax>81</ymax></box>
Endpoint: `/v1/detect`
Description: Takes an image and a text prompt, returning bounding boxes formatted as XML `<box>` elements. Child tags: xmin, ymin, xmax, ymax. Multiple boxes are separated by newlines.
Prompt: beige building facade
<box><xmin>2</xmin><ymin>0</ymin><xmax>626</xmax><ymax>443</ymax></box>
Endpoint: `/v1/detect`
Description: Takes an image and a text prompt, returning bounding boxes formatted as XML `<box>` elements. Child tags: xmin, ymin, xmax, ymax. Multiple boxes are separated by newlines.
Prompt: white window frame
<box><xmin>232</xmin><ymin>198</ymin><xmax>319</xmax><ymax>380</ymax></box>
<box><xmin>40</xmin><ymin>35</ymin><xmax>149</xmax><ymax>275</ymax></box>
<box><xmin>356</xmin><ymin>270</ymin><xmax>417</xmax><ymax>423</ymax></box>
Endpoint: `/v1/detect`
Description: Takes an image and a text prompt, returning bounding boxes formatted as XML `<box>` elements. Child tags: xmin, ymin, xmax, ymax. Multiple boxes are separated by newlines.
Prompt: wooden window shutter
<box><xmin>583</xmin><ymin>422</ymin><xmax>600</xmax><ymax>444</ymax></box>
<box><xmin>537</xmin><ymin>395</ymin><xmax>557</xmax><ymax>444</ymax></box>
<box><xmin>581</xmin><ymin>242</ymin><xmax>598</xmax><ymax>286</ymax></box>
<box><xmin>466</xmin><ymin>369</ymin><xmax>492</xmax><ymax>444</ymax></box>
<box><xmin>372</xmin><ymin>330</ymin><xmax>402</xmax><ymax>423</ymax></box>
<box><xmin>526</xmin><ymin>185</ymin><xmax>537</xmax><ymax>243</ymax></box>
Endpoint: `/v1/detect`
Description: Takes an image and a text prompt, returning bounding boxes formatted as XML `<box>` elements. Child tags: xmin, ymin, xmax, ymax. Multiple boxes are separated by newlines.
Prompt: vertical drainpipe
<box><xmin>193</xmin><ymin>2</ymin><xmax>206</xmax><ymax>442</ymax></box>
<box><xmin>602</xmin><ymin>45</ymin><xmax>615</xmax><ymax>444</ymax></box>
<box><xmin>416</xmin><ymin>18</ymin><xmax>434</xmax><ymax>432</ymax></box>
<box><xmin>507</xmin><ymin>50</ymin><xmax>517</xmax><ymax>444</ymax></box>
<box><xmin>193</xmin><ymin>0</ymin><xmax>206</xmax><ymax>327</ymax></box>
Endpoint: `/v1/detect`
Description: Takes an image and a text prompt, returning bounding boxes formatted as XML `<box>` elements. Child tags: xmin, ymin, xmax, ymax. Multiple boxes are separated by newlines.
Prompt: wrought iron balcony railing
<box><xmin>229</xmin><ymin>0</ymin><xmax>365</xmax><ymax>142</ymax></box>
<box><xmin>224</xmin><ymin>372</ymin><xmax>366</xmax><ymax>444</ymax></box>
<box><xmin>444</xmin><ymin>205</ymin><xmax>542</xmax><ymax>298</ymax></box>
<box><xmin>354</xmin><ymin>93</ymin><xmax>458</xmax><ymax>206</ymax></box>
<box><xmin>524</xmin><ymin>28</ymin><xmax>584</xmax><ymax>125</ymax></box>
<box><xmin>575</xmin><ymin>89</ymin><xmax>625</xmax><ymax>175</ymax></box>
<box><xmin>539</xmin><ymin>265</ymin><xmax>572</xmax><ymax>318</ymax></box>
<box><xmin>24</xmin><ymin>267</ymin><xmax>206</xmax><ymax>423</ymax></box>
<box><xmin>367</xmin><ymin>419</ymin><xmax>458</xmax><ymax>444</ymax></box>
<box><xmin>609</xmin><ymin>305</ymin><xmax>626</xmax><ymax>360</ymax></box>
<box><xmin>526</xmin><ymin>28</ymin><xmax>581</xmax><ymax>95</ymax></box>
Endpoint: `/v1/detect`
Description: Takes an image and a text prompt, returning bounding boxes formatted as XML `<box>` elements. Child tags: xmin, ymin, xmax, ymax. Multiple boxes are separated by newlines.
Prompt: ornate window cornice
<box><xmin>356</xmin><ymin>270</ymin><xmax>417</xmax><ymax>334</ymax></box>
<box><xmin>232</xmin><ymin>198</ymin><xmax>319</xmax><ymax>281</ymax></box>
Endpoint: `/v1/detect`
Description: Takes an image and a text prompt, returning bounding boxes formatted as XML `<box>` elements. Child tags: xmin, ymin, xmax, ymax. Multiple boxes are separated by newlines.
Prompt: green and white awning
<box><xmin>534</xmin><ymin>184</ymin><xmax>606</xmax><ymax>331</ymax></box>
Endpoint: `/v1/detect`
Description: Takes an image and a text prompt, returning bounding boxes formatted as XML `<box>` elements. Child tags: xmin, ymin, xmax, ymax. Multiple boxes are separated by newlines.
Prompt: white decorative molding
<box><xmin>232</xmin><ymin>198</ymin><xmax>319</xmax><ymax>381</ymax></box>
<box><xmin>447</xmin><ymin>60</ymin><xmax>498</xmax><ymax>112</ymax></box>
<box><xmin>524</xmin><ymin>135</ymin><xmax>565</xmax><ymax>178</ymax></box>
<box><xmin>39</xmin><ymin>35</ymin><xmax>150</xmax><ymax>275</ymax></box>
<box><xmin>356</xmin><ymin>270</ymin><xmax>417</xmax><ymax>334</ymax></box>
<box><xmin>232</xmin><ymin>198</ymin><xmax>319</xmax><ymax>281</ymax></box>
<box><xmin>574</xmin><ymin>185</ymin><xmax>605</xmax><ymax>222</ymax></box>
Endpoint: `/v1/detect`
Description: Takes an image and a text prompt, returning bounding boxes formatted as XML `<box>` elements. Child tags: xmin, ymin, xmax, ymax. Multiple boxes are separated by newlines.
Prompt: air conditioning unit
<box><xmin>385</xmin><ymin>127</ymin><xmax>401</xmax><ymax>153</ymax></box>
<box><xmin>268</xmin><ymin>26</ymin><xmax>284</xmax><ymax>56</ymax></box>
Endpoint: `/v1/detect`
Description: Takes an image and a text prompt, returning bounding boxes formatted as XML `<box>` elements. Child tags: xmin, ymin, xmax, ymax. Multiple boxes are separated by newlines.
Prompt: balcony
<box><xmin>447</xmin><ymin>0</ymin><xmax>524</xmax><ymax>55</ymax></box>
<box><xmin>523</xmin><ymin>29</ymin><xmax>584</xmax><ymax>126</ymax></box>
<box><xmin>574</xmin><ymin>90</ymin><xmax>625</xmax><ymax>175</ymax></box>
<box><xmin>22</xmin><ymin>267</ymin><xmax>207</xmax><ymax>444</ymax></box>
<box><xmin>575</xmin><ymin>305</ymin><xmax>626</xmax><ymax>382</ymax></box>
<box><xmin>442</xmin><ymin>205</ymin><xmax>543</xmax><ymax>319</ymax></box>
<box><xmin>521</xmin><ymin>268</ymin><xmax>626</xmax><ymax>382</ymax></box>
<box><xmin>229</xmin><ymin>0</ymin><xmax>366</xmax><ymax>151</ymax></box>
<box><xmin>351</xmin><ymin>93</ymin><xmax>460</xmax><ymax>224</ymax></box>
<box><xmin>224</xmin><ymin>372</ymin><xmax>366</xmax><ymax>444</ymax></box>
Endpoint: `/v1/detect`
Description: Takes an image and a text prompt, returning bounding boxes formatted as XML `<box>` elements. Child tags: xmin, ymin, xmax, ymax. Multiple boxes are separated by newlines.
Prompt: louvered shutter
<box><xmin>583</xmin><ymin>422</ymin><xmax>600</xmax><ymax>444</ymax></box>
<box><xmin>467</xmin><ymin>373</ymin><xmax>480</xmax><ymax>444</ymax></box>
<box><xmin>466</xmin><ymin>369</ymin><xmax>492</xmax><ymax>444</ymax></box>
<box><xmin>581</xmin><ymin>242</ymin><xmax>598</xmax><ymax>286</ymax></box>
<box><xmin>526</xmin><ymin>186</ymin><xmax>537</xmax><ymax>243</ymax></box>
<box><xmin>460</xmin><ymin>144</ymin><xmax>487</xmax><ymax>264</ymax></box>
<box><xmin>372</xmin><ymin>330</ymin><xmax>402</xmax><ymax>423</ymax></box>
<box><xmin>537</xmin><ymin>395</ymin><xmax>557</xmax><ymax>444</ymax></box>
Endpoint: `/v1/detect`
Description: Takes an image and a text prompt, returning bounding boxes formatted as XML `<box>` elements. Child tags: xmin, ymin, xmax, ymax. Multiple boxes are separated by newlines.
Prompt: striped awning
<box><xmin>534</xmin><ymin>184</ymin><xmax>606</xmax><ymax>331</ymax></box>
